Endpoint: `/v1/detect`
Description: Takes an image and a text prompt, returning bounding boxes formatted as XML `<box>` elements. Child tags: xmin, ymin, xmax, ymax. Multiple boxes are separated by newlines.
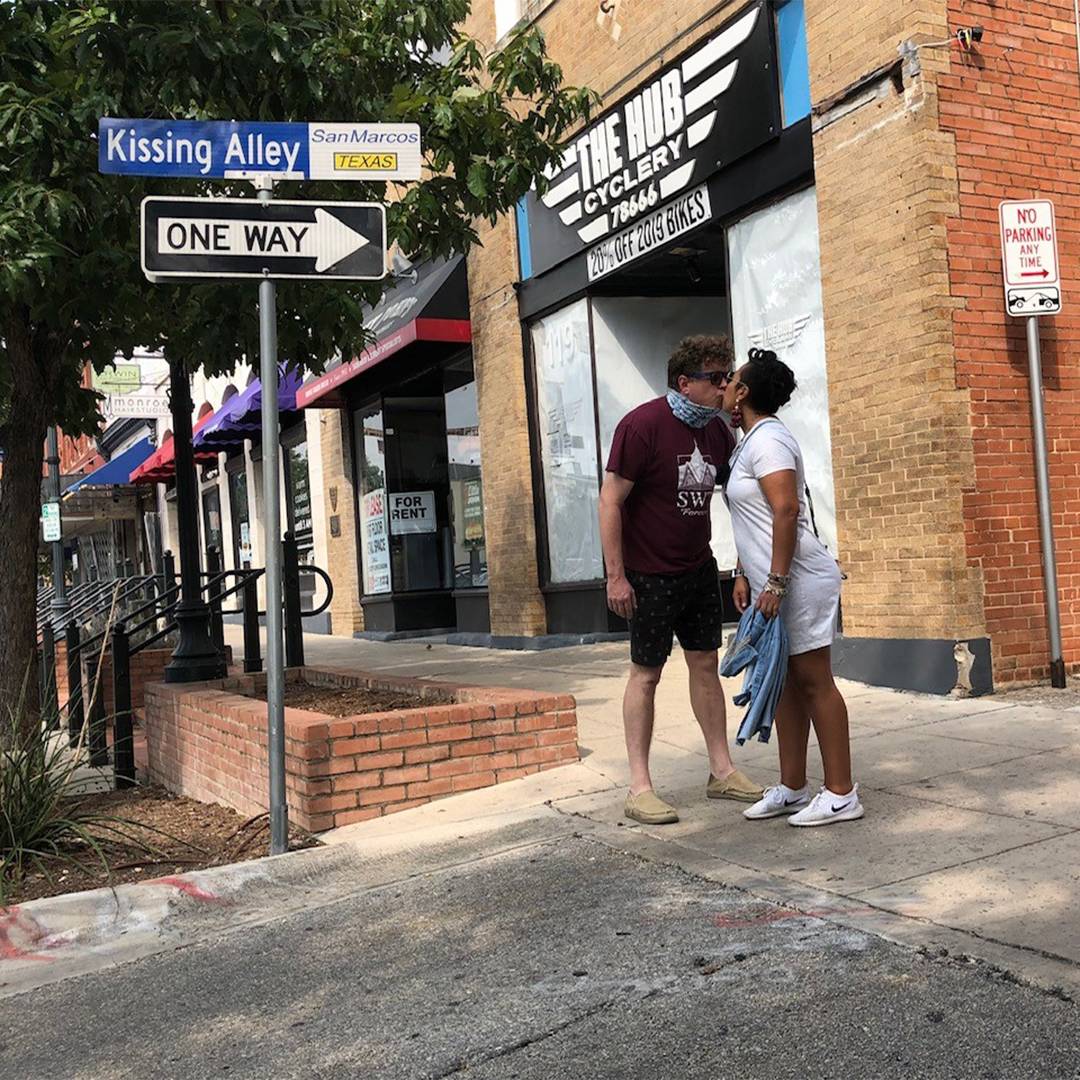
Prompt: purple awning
<box><xmin>193</xmin><ymin>366</ymin><xmax>304</xmax><ymax>450</ymax></box>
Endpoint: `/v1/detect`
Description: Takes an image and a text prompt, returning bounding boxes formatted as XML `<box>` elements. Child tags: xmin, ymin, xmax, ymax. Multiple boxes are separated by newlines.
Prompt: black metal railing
<box><xmin>39</xmin><ymin>532</ymin><xmax>332</xmax><ymax>790</ymax></box>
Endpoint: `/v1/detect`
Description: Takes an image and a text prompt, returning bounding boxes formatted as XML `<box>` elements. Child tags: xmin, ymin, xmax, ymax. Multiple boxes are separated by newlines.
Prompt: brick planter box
<box><xmin>144</xmin><ymin>666</ymin><xmax>579</xmax><ymax>832</ymax></box>
<box><xmin>83</xmin><ymin>645</ymin><xmax>233</xmax><ymax>718</ymax></box>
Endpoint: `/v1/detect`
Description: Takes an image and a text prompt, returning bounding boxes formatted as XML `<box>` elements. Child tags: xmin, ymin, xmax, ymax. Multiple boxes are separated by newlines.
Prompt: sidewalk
<box><xmin>227</xmin><ymin>626</ymin><xmax>1080</xmax><ymax>993</ymax></box>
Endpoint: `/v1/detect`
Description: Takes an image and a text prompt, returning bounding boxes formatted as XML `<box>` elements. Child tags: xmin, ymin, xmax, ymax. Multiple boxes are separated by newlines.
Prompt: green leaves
<box><xmin>0</xmin><ymin>0</ymin><xmax>593</xmax><ymax>418</ymax></box>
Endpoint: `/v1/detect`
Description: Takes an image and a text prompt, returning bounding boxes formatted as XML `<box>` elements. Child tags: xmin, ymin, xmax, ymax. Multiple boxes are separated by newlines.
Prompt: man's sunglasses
<box><xmin>687</xmin><ymin>369</ymin><xmax>733</xmax><ymax>387</ymax></box>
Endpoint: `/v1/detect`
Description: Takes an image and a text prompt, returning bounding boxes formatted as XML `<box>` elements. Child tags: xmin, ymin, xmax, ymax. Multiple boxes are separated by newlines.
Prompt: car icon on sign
<box><xmin>1009</xmin><ymin>291</ymin><xmax>1058</xmax><ymax>310</ymax></box>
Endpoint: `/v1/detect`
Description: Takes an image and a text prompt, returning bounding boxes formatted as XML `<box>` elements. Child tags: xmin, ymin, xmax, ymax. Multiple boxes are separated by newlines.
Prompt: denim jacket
<box><xmin>719</xmin><ymin>606</ymin><xmax>789</xmax><ymax>745</ymax></box>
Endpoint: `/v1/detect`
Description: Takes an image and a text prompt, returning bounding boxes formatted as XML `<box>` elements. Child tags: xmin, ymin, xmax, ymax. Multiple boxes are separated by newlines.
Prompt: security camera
<box><xmin>956</xmin><ymin>26</ymin><xmax>983</xmax><ymax>49</ymax></box>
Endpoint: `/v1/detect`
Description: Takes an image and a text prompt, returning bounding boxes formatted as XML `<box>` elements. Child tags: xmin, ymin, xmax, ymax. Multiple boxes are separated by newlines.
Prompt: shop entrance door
<box><xmin>383</xmin><ymin>386</ymin><xmax>452</xmax><ymax>593</ymax></box>
<box><xmin>351</xmin><ymin>366</ymin><xmax>456</xmax><ymax>633</ymax></box>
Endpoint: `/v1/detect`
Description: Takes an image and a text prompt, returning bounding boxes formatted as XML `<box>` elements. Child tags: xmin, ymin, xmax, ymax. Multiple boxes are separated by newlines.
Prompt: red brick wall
<box><xmin>939</xmin><ymin>4</ymin><xmax>1080</xmax><ymax>682</ymax></box>
<box><xmin>144</xmin><ymin>668</ymin><xmax>579</xmax><ymax>832</ymax></box>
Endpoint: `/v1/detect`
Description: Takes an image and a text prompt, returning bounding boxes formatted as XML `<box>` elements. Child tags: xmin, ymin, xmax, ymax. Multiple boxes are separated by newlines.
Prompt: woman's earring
<box><xmin>730</xmin><ymin>403</ymin><xmax>743</xmax><ymax>429</ymax></box>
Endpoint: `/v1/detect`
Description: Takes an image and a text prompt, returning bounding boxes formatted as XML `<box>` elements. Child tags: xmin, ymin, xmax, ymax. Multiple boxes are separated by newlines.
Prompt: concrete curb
<box><xmin>0</xmin><ymin>843</ymin><xmax>357</xmax><ymax>998</ymax></box>
<box><xmin>0</xmin><ymin>806</ymin><xmax>589</xmax><ymax>1000</ymax></box>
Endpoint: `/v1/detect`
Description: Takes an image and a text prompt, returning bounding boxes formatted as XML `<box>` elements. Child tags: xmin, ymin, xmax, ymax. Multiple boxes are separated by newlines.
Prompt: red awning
<box><xmin>297</xmin><ymin>317</ymin><xmax>471</xmax><ymax>409</ymax></box>
<box><xmin>129</xmin><ymin>413</ymin><xmax>218</xmax><ymax>485</ymax></box>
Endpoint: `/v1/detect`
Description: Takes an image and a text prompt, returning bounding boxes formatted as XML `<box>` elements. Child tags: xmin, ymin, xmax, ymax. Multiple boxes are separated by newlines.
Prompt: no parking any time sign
<box><xmin>999</xmin><ymin>199</ymin><xmax>1062</xmax><ymax>317</ymax></box>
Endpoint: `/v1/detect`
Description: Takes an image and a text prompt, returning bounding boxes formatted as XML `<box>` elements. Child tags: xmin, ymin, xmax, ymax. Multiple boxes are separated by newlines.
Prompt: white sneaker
<box><xmin>788</xmin><ymin>785</ymin><xmax>865</xmax><ymax>827</ymax></box>
<box><xmin>743</xmin><ymin>784</ymin><xmax>811</xmax><ymax>820</ymax></box>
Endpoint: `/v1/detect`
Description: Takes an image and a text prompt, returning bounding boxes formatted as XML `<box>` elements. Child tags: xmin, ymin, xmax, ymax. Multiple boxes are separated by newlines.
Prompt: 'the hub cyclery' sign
<box><xmin>522</xmin><ymin>1</ymin><xmax>779</xmax><ymax>278</ymax></box>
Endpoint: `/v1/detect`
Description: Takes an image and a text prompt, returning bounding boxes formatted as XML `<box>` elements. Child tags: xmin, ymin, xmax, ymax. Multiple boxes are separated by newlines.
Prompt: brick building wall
<box><xmin>805</xmin><ymin>2</ymin><xmax>988</xmax><ymax>643</ymax></box>
<box><xmin>937</xmin><ymin>0</ymin><xmax>1080</xmax><ymax>682</ymax></box>
<box><xmin>464</xmin><ymin>0</ymin><xmax>767</xmax><ymax>637</ymax></box>
<box><xmin>457</xmin><ymin>0</ymin><xmax>1076</xmax><ymax>684</ymax></box>
<box><xmin>465</xmin><ymin>0</ymin><xmax>991</xmax><ymax>649</ymax></box>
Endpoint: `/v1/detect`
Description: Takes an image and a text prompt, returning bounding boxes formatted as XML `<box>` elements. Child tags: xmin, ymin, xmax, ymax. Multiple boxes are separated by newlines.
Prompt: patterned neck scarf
<box><xmin>666</xmin><ymin>389</ymin><xmax>722</xmax><ymax>429</ymax></box>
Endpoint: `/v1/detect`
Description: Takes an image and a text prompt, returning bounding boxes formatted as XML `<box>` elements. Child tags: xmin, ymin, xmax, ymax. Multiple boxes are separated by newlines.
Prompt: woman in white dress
<box><xmin>721</xmin><ymin>348</ymin><xmax>863</xmax><ymax>827</ymax></box>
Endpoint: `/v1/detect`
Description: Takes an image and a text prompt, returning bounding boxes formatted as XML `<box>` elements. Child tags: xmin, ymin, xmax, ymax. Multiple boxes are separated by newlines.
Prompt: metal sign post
<box><xmin>1000</xmin><ymin>199</ymin><xmax>1066</xmax><ymax>687</ymax></box>
<box><xmin>1024</xmin><ymin>315</ymin><xmax>1066</xmax><ymax>688</ymax></box>
<box><xmin>113</xmin><ymin>112</ymin><xmax>396</xmax><ymax>854</ymax></box>
<box><xmin>254</xmin><ymin>177</ymin><xmax>288</xmax><ymax>854</ymax></box>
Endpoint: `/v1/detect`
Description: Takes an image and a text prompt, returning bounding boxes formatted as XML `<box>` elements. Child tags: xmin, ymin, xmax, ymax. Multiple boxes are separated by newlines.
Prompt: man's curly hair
<box><xmin>667</xmin><ymin>335</ymin><xmax>734</xmax><ymax>390</ymax></box>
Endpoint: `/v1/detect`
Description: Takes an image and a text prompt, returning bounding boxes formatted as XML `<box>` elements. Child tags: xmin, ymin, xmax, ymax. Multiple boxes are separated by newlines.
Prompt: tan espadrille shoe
<box><xmin>706</xmin><ymin>769</ymin><xmax>763</xmax><ymax>803</ymax></box>
<box><xmin>624</xmin><ymin>789</ymin><xmax>680</xmax><ymax>825</ymax></box>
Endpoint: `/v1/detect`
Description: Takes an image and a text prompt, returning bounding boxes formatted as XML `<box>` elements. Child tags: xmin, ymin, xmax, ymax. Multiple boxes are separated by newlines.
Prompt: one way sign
<box><xmin>141</xmin><ymin>196</ymin><xmax>386</xmax><ymax>282</ymax></box>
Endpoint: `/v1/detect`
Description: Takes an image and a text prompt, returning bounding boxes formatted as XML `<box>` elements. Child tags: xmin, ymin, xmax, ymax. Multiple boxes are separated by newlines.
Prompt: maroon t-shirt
<box><xmin>606</xmin><ymin>396</ymin><xmax>735</xmax><ymax>575</ymax></box>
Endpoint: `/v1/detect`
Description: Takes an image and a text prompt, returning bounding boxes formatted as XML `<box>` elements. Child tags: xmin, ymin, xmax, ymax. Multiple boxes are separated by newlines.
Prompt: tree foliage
<box><xmin>0</xmin><ymin>0</ymin><xmax>591</xmax><ymax>425</ymax></box>
<box><xmin>0</xmin><ymin>0</ymin><xmax>591</xmax><ymax>729</ymax></box>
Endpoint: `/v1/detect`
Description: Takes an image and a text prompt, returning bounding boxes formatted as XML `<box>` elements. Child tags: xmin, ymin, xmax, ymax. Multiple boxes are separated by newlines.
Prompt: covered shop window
<box><xmin>726</xmin><ymin>185</ymin><xmax>836</xmax><ymax>555</ymax></box>
<box><xmin>445</xmin><ymin>358</ymin><xmax>486</xmax><ymax>589</ymax></box>
<box><xmin>201</xmin><ymin>483</ymin><xmax>223</xmax><ymax>564</ymax></box>
<box><xmin>226</xmin><ymin>457</ymin><xmax>251</xmax><ymax>568</ymax></box>
<box><xmin>354</xmin><ymin>402</ymin><xmax>392</xmax><ymax>595</ymax></box>
<box><xmin>530</xmin><ymin>299</ymin><xmax>604</xmax><ymax>584</ymax></box>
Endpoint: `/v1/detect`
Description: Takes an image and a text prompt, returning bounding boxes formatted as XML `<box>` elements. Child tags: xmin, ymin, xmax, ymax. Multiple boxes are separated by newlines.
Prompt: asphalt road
<box><xmin>1</xmin><ymin>832</ymin><xmax>1077</xmax><ymax>1080</ymax></box>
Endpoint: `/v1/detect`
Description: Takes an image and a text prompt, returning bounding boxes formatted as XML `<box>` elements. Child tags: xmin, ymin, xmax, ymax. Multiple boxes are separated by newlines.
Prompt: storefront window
<box><xmin>727</xmin><ymin>185</ymin><xmax>837</xmax><ymax>557</ymax></box>
<box><xmin>201</xmin><ymin>486</ymin><xmax>223</xmax><ymax>564</ymax></box>
<box><xmin>227</xmin><ymin>463</ymin><xmax>251</xmax><ymax>568</ymax></box>
<box><xmin>445</xmin><ymin>372</ymin><xmax>486</xmax><ymax>588</ymax></box>
<box><xmin>354</xmin><ymin>404</ymin><xmax>392</xmax><ymax>595</ymax></box>
<box><xmin>530</xmin><ymin>299</ymin><xmax>604</xmax><ymax>583</ymax></box>
<box><xmin>283</xmin><ymin>437</ymin><xmax>313</xmax><ymax>546</ymax></box>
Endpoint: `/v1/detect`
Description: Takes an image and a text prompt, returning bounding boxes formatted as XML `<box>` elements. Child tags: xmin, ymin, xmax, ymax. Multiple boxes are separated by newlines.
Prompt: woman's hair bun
<box><xmin>741</xmin><ymin>348</ymin><xmax>796</xmax><ymax>413</ymax></box>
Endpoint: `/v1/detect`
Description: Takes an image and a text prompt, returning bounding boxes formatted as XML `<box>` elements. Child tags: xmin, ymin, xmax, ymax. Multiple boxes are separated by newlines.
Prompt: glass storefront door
<box><xmin>382</xmin><ymin>373</ymin><xmax>451</xmax><ymax>592</ymax></box>
<box><xmin>351</xmin><ymin>356</ymin><xmax>487</xmax><ymax>608</ymax></box>
<box><xmin>282</xmin><ymin>425</ymin><xmax>315</xmax><ymax>609</ymax></box>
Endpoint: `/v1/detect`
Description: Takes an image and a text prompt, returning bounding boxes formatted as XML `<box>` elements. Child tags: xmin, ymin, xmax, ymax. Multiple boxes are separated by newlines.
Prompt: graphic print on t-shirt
<box><xmin>676</xmin><ymin>442</ymin><xmax>717</xmax><ymax>516</ymax></box>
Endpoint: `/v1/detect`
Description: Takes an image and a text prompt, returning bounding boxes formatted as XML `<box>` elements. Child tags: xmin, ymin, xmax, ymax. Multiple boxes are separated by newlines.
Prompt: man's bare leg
<box><xmin>684</xmin><ymin>648</ymin><xmax>736</xmax><ymax>779</ymax></box>
<box><xmin>624</xmin><ymin>663</ymin><xmax>663</xmax><ymax>795</ymax></box>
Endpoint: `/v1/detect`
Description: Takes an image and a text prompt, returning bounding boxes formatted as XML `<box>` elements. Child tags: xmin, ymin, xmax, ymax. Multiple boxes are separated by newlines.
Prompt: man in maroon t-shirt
<box><xmin>599</xmin><ymin>335</ymin><xmax>762</xmax><ymax>825</ymax></box>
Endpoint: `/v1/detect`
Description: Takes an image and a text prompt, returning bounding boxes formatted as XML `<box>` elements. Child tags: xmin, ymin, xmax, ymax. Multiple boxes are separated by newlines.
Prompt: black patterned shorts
<box><xmin>626</xmin><ymin>558</ymin><xmax>725</xmax><ymax>669</ymax></box>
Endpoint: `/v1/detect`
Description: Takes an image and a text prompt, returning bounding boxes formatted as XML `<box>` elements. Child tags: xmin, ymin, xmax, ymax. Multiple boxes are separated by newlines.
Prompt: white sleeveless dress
<box><xmin>724</xmin><ymin>419</ymin><xmax>841</xmax><ymax>655</ymax></box>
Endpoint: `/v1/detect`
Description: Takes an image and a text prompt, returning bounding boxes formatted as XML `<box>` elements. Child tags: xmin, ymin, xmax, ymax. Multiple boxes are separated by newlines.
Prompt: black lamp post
<box><xmin>164</xmin><ymin>356</ymin><xmax>226</xmax><ymax>683</ymax></box>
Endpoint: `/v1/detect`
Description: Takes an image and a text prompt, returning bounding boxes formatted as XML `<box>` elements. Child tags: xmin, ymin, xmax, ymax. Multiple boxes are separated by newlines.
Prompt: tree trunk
<box><xmin>0</xmin><ymin>310</ymin><xmax>50</xmax><ymax>746</ymax></box>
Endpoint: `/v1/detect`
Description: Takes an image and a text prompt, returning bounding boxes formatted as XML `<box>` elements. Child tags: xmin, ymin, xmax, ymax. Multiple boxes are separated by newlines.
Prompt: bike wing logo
<box><xmin>748</xmin><ymin>314</ymin><xmax>813</xmax><ymax>353</ymax></box>
<box><xmin>538</xmin><ymin>5</ymin><xmax>761</xmax><ymax>246</ymax></box>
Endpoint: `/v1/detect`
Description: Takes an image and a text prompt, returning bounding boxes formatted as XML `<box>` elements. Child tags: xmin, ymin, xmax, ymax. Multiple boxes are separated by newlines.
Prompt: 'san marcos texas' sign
<box><xmin>523</xmin><ymin>1</ymin><xmax>778</xmax><ymax>277</ymax></box>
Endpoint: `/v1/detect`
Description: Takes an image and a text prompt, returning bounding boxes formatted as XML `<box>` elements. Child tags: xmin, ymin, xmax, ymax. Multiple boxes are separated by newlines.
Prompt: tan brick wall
<box><xmin>467</xmin><ymin>226</ymin><xmax>548</xmax><ymax>636</ymax></box>
<box><xmin>805</xmin><ymin>2</ymin><xmax>987</xmax><ymax>641</ymax></box>
<box><xmin>317</xmin><ymin>409</ymin><xmax>365</xmax><ymax>635</ymax></box>
<box><xmin>144</xmin><ymin>667</ymin><xmax>579</xmax><ymax>832</ymax></box>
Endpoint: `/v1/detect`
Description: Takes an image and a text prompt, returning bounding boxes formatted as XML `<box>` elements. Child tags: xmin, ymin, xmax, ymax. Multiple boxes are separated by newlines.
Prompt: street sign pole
<box><xmin>999</xmin><ymin>200</ymin><xmax>1067</xmax><ymax>688</ymax></box>
<box><xmin>1024</xmin><ymin>315</ymin><xmax>1066</xmax><ymax>689</ymax></box>
<box><xmin>255</xmin><ymin>176</ymin><xmax>288</xmax><ymax>855</ymax></box>
<box><xmin>117</xmin><ymin>115</ymin><xmax>400</xmax><ymax>854</ymax></box>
